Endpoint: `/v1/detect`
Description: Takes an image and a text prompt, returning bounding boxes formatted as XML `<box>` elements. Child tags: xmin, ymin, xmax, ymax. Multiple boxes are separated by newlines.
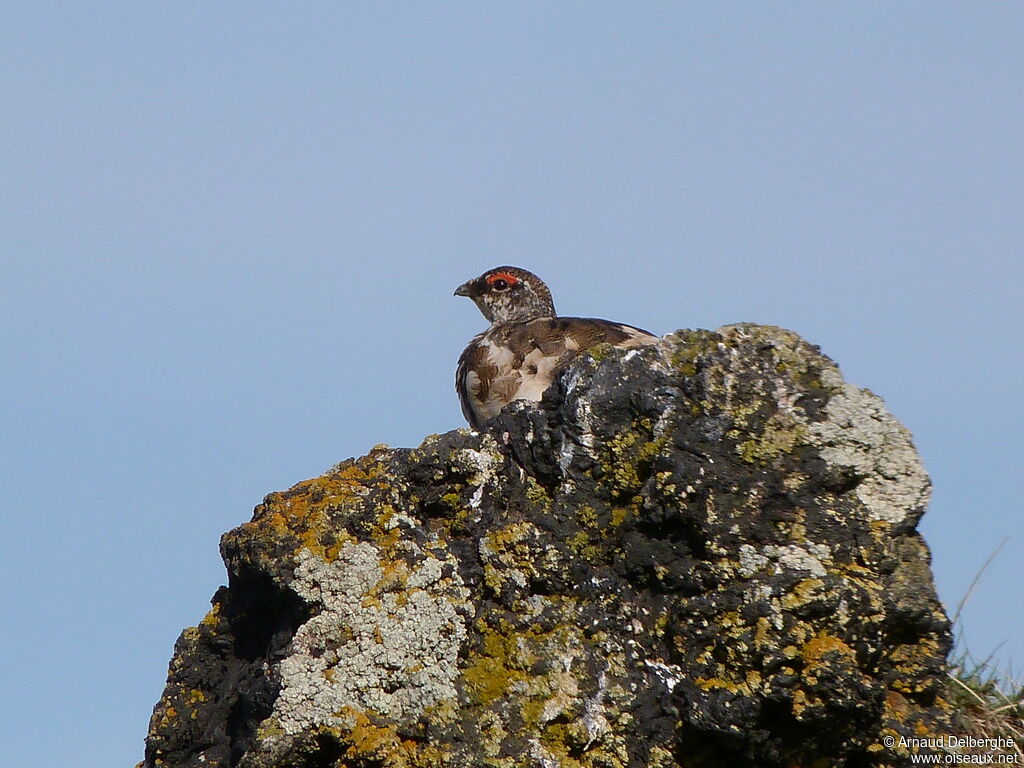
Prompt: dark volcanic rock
<box><xmin>143</xmin><ymin>325</ymin><xmax>951</xmax><ymax>768</ymax></box>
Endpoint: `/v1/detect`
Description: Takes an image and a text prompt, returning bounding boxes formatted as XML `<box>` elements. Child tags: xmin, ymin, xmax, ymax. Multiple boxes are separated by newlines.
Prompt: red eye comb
<box><xmin>486</xmin><ymin>271</ymin><xmax>519</xmax><ymax>286</ymax></box>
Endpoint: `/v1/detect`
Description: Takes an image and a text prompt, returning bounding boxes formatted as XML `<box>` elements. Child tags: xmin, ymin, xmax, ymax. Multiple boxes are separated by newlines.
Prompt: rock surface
<box><xmin>143</xmin><ymin>325</ymin><xmax>952</xmax><ymax>768</ymax></box>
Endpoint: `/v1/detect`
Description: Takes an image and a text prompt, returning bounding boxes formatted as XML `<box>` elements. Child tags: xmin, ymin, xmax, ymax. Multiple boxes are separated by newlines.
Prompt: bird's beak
<box><xmin>454</xmin><ymin>280</ymin><xmax>473</xmax><ymax>298</ymax></box>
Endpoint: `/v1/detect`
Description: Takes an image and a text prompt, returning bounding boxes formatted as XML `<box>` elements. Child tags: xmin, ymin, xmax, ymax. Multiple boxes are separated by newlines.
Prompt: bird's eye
<box><xmin>492</xmin><ymin>279</ymin><xmax>509</xmax><ymax>291</ymax></box>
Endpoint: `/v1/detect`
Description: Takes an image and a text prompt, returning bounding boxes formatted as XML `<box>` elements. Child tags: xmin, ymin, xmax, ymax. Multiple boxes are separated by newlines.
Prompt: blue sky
<box><xmin>2</xmin><ymin>4</ymin><xmax>1021</xmax><ymax>766</ymax></box>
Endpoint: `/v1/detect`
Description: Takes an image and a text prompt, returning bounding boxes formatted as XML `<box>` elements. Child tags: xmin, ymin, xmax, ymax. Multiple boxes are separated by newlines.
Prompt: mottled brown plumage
<box><xmin>455</xmin><ymin>266</ymin><xmax>658</xmax><ymax>428</ymax></box>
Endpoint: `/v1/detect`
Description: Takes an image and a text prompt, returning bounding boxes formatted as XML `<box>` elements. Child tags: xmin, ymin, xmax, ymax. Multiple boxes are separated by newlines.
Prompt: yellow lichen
<box><xmin>576</xmin><ymin>504</ymin><xmax>597</xmax><ymax>528</ymax></box>
<box><xmin>753</xmin><ymin>616</ymin><xmax>772</xmax><ymax>649</ymax></box>
<box><xmin>695</xmin><ymin>676</ymin><xmax>747</xmax><ymax>695</ymax></box>
<box><xmin>463</xmin><ymin>627</ymin><xmax>531</xmax><ymax>706</ymax></box>
<box><xmin>781</xmin><ymin>578</ymin><xmax>825</xmax><ymax>610</ymax></box>
<box><xmin>600</xmin><ymin>420</ymin><xmax>668</xmax><ymax>497</ymax></box>
<box><xmin>186</xmin><ymin>689</ymin><xmax>206</xmax><ymax>705</ymax></box>
<box><xmin>610</xmin><ymin>506</ymin><xmax>631</xmax><ymax>527</ymax></box>
<box><xmin>524</xmin><ymin>476</ymin><xmax>552</xmax><ymax>509</ymax></box>
<box><xmin>801</xmin><ymin>632</ymin><xmax>856</xmax><ymax>668</ymax></box>
<box><xmin>737</xmin><ymin>415</ymin><xmax>807</xmax><ymax>465</ymax></box>
<box><xmin>198</xmin><ymin>604</ymin><xmax>221</xmax><ymax>628</ymax></box>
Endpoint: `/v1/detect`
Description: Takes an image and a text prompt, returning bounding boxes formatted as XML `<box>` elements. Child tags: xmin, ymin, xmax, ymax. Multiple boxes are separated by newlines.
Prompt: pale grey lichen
<box><xmin>580</xmin><ymin>670</ymin><xmax>612</xmax><ymax>748</ymax></box>
<box><xmin>738</xmin><ymin>543</ymin><xmax>769</xmax><ymax>578</ymax></box>
<box><xmin>644</xmin><ymin>659</ymin><xmax>684</xmax><ymax>692</ymax></box>
<box><xmin>809</xmin><ymin>368</ymin><xmax>931</xmax><ymax>525</ymax></box>
<box><xmin>451</xmin><ymin>435</ymin><xmax>503</xmax><ymax>509</ymax></box>
<box><xmin>269</xmin><ymin>542</ymin><xmax>469</xmax><ymax>735</ymax></box>
<box><xmin>762</xmin><ymin>542</ymin><xmax>831</xmax><ymax>578</ymax></box>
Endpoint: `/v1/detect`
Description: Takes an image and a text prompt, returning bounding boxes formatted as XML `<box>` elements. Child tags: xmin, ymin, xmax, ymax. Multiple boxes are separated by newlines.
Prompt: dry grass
<box><xmin>948</xmin><ymin>650</ymin><xmax>1024</xmax><ymax>760</ymax></box>
<box><xmin>945</xmin><ymin>537</ymin><xmax>1023</xmax><ymax>760</ymax></box>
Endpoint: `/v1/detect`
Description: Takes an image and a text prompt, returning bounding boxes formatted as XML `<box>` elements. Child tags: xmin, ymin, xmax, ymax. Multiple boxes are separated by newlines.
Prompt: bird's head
<box><xmin>454</xmin><ymin>266</ymin><xmax>556</xmax><ymax>324</ymax></box>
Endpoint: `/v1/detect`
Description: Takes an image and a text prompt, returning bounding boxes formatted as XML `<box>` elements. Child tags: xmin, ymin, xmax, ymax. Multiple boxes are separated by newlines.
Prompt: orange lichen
<box><xmin>333</xmin><ymin>708</ymin><xmax>448</xmax><ymax>767</ymax></box>
<box><xmin>237</xmin><ymin>453</ymin><xmax>391</xmax><ymax>561</ymax></box>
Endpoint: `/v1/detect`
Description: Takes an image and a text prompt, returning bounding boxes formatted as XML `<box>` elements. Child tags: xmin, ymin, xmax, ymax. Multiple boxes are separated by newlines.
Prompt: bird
<box><xmin>454</xmin><ymin>266</ymin><xmax>659</xmax><ymax>429</ymax></box>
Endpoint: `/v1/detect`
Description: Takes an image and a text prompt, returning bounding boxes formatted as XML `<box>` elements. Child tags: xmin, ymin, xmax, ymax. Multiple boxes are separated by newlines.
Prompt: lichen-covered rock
<box><xmin>143</xmin><ymin>324</ymin><xmax>952</xmax><ymax>768</ymax></box>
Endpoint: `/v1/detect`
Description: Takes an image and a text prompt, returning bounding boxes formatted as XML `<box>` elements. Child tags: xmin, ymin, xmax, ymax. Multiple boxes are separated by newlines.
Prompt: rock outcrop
<box><xmin>143</xmin><ymin>325</ymin><xmax>952</xmax><ymax>768</ymax></box>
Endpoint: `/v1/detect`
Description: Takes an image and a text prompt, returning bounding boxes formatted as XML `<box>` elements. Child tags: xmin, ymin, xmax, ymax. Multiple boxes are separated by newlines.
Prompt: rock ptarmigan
<box><xmin>455</xmin><ymin>266</ymin><xmax>658</xmax><ymax>429</ymax></box>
